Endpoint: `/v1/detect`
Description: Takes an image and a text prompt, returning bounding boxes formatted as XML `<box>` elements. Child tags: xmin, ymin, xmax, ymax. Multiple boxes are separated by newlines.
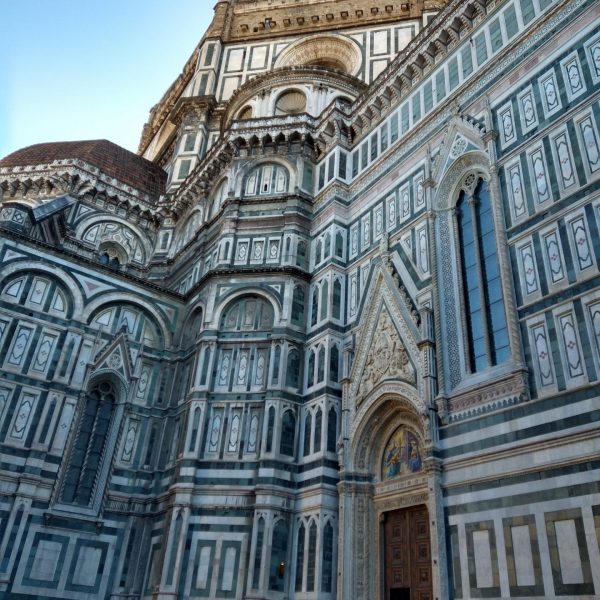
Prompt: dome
<box><xmin>0</xmin><ymin>139</ymin><xmax>167</xmax><ymax>197</ymax></box>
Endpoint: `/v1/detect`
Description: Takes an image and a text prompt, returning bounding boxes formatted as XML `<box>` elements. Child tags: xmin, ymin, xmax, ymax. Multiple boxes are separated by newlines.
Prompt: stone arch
<box><xmin>433</xmin><ymin>149</ymin><xmax>490</xmax><ymax>211</ymax></box>
<box><xmin>212</xmin><ymin>287</ymin><xmax>283</xmax><ymax>326</ymax></box>
<box><xmin>56</xmin><ymin>375</ymin><xmax>126</xmax><ymax>512</ymax></box>
<box><xmin>432</xmin><ymin>149</ymin><xmax>516</xmax><ymax>394</ymax></box>
<box><xmin>0</xmin><ymin>260</ymin><xmax>84</xmax><ymax>317</ymax></box>
<box><xmin>83</xmin><ymin>294</ymin><xmax>172</xmax><ymax>347</ymax></box>
<box><xmin>348</xmin><ymin>389</ymin><xmax>428</xmax><ymax>475</ymax></box>
<box><xmin>236</xmin><ymin>157</ymin><xmax>296</xmax><ymax>197</ymax></box>
<box><xmin>86</xmin><ymin>366</ymin><xmax>129</xmax><ymax>398</ymax></box>
<box><xmin>174</xmin><ymin>206</ymin><xmax>204</xmax><ymax>252</ymax></box>
<box><xmin>180</xmin><ymin>303</ymin><xmax>205</xmax><ymax>347</ymax></box>
<box><xmin>75</xmin><ymin>214</ymin><xmax>153</xmax><ymax>264</ymax></box>
<box><xmin>210</xmin><ymin>176</ymin><xmax>229</xmax><ymax>217</ymax></box>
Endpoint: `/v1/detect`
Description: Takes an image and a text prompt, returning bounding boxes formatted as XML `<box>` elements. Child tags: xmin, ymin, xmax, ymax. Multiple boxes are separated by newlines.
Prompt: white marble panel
<box><xmin>473</xmin><ymin>530</ymin><xmax>494</xmax><ymax>588</ymax></box>
<box><xmin>71</xmin><ymin>546</ymin><xmax>102</xmax><ymax>586</ymax></box>
<box><xmin>31</xmin><ymin>539</ymin><xmax>62</xmax><ymax>582</ymax></box>
<box><xmin>511</xmin><ymin>525</ymin><xmax>536</xmax><ymax>586</ymax></box>
<box><xmin>221</xmin><ymin>546</ymin><xmax>237</xmax><ymax>591</ymax></box>
<box><xmin>554</xmin><ymin>519</ymin><xmax>584</xmax><ymax>584</ymax></box>
<box><xmin>196</xmin><ymin>545</ymin><xmax>211</xmax><ymax>588</ymax></box>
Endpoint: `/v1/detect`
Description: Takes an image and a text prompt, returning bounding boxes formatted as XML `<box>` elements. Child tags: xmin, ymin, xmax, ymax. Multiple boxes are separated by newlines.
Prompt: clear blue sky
<box><xmin>0</xmin><ymin>0</ymin><xmax>213</xmax><ymax>159</ymax></box>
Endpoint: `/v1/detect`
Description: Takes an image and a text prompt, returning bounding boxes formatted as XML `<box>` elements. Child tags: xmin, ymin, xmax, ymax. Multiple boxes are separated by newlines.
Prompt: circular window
<box><xmin>275</xmin><ymin>90</ymin><xmax>307</xmax><ymax>116</ymax></box>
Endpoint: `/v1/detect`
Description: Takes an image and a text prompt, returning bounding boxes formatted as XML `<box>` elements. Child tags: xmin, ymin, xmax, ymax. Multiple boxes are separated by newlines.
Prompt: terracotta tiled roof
<box><xmin>0</xmin><ymin>139</ymin><xmax>167</xmax><ymax>197</ymax></box>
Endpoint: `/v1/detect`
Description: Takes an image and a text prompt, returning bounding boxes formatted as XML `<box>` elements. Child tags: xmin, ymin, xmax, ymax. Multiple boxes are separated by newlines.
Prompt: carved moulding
<box><xmin>274</xmin><ymin>34</ymin><xmax>363</xmax><ymax>76</ymax></box>
<box><xmin>346</xmin><ymin>265</ymin><xmax>424</xmax><ymax>411</ymax></box>
<box><xmin>348</xmin><ymin>389</ymin><xmax>430</xmax><ymax>474</ymax></box>
<box><xmin>438</xmin><ymin>368</ymin><xmax>530</xmax><ymax>423</ymax></box>
<box><xmin>356</xmin><ymin>307</ymin><xmax>416</xmax><ymax>404</ymax></box>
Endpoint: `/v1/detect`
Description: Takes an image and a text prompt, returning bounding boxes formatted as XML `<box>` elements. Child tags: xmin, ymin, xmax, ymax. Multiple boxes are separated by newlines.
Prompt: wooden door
<box><xmin>384</xmin><ymin>506</ymin><xmax>432</xmax><ymax>600</ymax></box>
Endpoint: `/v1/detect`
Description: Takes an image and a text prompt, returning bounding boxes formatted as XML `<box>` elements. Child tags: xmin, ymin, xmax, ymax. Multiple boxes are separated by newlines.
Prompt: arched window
<box><xmin>332</xmin><ymin>279</ymin><xmax>342</xmax><ymax>320</ymax></box>
<box><xmin>306</xmin><ymin>521</ymin><xmax>317</xmax><ymax>591</ymax></box>
<box><xmin>311</xmin><ymin>288</ymin><xmax>319</xmax><ymax>327</ymax></box>
<box><xmin>291</xmin><ymin>286</ymin><xmax>306</xmax><ymax>326</ymax></box>
<box><xmin>91</xmin><ymin>304</ymin><xmax>161</xmax><ymax>349</ymax></box>
<box><xmin>284</xmin><ymin>237</ymin><xmax>292</xmax><ymax>260</ymax></box>
<box><xmin>286</xmin><ymin>348</ymin><xmax>301</xmax><ymax>389</ymax></box>
<box><xmin>144</xmin><ymin>422</ymin><xmax>158</xmax><ymax>467</ymax></box>
<box><xmin>327</xmin><ymin>407</ymin><xmax>337</xmax><ymax>453</ymax></box>
<box><xmin>280</xmin><ymin>411</ymin><xmax>296</xmax><ymax>456</ymax></box>
<box><xmin>1</xmin><ymin>273</ymin><xmax>71</xmax><ymax>318</ymax></box>
<box><xmin>296</xmin><ymin>240</ymin><xmax>307</xmax><ymax>268</ymax></box>
<box><xmin>211</xmin><ymin>178</ymin><xmax>228</xmax><ymax>217</ymax></box>
<box><xmin>221</xmin><ymin>296</ymin><xmax>274</xmax><ymax>331</ymax></box>
<box><xmin>188</xmin><ymin>407</ymin><xmax>201</xmax><ymax>452</ymax></box>
<box><xmin>82</xmin><ymin>221</ymin><xmax>146</xmax><ymax>265</ymax></box>
<box><xmin>335</xmin><ymin>231</ymin><xmax>344</xmax><ymax>257</ymax></box>
<box><xmin>315</xmin><ymin>239</ymin><xmax>323</xmax><ymax>264</ymax></box>
<box><xmin>266</xmin><ymin>406</ymin><xmax>275</xmax><ymax>453</ymax></box>
<box><xmin>295</xmin><ymin>522</ymin><xmax>306</xmax><ymax>591</ymax></box>
<box><xmin>320</xmin><ymin>280</ymin><xmax>329</xmax><ymax>321</ymax></box>
<box><xmin>324</xmin><ymin>232</ymin><xmax>331</xmax><ymax>257</ymax></box>
<box><xmin>245</xmin><ymin>164</ymin><xmax>289</xmax><ymax>196</ymax></box>
<box><xmin>182</xmin><ymin>308</ymin><xmax>203</xmax><ymax>347</ymax></box>
<box><xmin>272</xmin><ymin>345</ymin><xmax>281</xmax><ymax>384</ymax></box>
<box><xmin>456</xmin><ymin>179</ymin><xmax>509</xmax><ymax>372</ymax></box>
<box><xmin>307</xmin><ymin>350</ymin><xmax>315</xmax><ymax>388</ymax></box>
<box><xmin>314</xmin><ymin>408</ymin><xmax>322</xmax><ymax>453</ymax></box>
<box><xmin>321</xmin><ymin>521</ymin><xmax>334</xmax><ymax>593</ymax></box>
<box><xmin>303</xmin><ymin>413</ymin><xmax>312</xmax><ymax>457</ymax></box>
<box><xmin>330</xmin><ymin>344</ymin><xmax>340</xmax><ymax>383</ymax></box>
<box><xmin>317</xmin><ymin>346</ymin><xmax>325</xmax><ymax>382</ymax></box>
<box><xmin>60</xmin><ymin>381</ymin><xmax>116</xmax><ymax>507</ymax></box>
<box><xmin>253</xmin><ymin>517</ymin><xmax>265</xmax><ymax>589</ymax></box>
<box><xmin>269</xmin><ymin>519</ymin><xmax>289</xmax><ymax>591</ymax></box>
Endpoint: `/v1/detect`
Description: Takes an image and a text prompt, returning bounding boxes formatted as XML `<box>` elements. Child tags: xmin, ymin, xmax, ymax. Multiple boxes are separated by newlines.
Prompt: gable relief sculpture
<box><xmin>356</xmin><ymin>307</ymin><xmax>416</xmax><ymax>405</ymax></box>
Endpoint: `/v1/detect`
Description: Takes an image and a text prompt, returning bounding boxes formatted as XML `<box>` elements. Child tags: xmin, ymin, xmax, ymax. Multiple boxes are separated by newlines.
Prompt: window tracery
<box><xmin>59</xmin><ymin>381</ymin><xmax>117</xmax><ymax>507</ymax></box>
<box><xmin>456</xmin><ymin>178</ymin><xmax>509</xmax><ymax>372</ymax></box>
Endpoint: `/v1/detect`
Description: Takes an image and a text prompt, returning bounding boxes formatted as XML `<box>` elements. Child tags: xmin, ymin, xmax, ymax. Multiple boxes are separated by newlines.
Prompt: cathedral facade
<box><xmin>0</xmin><ymin>0</ymin><xmax>599</xmax><ymax>598</ymax></box>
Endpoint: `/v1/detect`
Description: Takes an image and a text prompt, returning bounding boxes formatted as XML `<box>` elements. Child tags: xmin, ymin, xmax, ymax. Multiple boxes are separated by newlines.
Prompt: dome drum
<box><xmin>222</xmin><ymin>66</ymin><xmax>366</xmax><ymax>130</ymax></box>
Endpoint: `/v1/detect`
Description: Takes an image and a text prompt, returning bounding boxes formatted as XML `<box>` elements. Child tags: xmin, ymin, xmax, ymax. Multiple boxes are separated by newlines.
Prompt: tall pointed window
<box><xmin>280</xmin><ymin>411</ymin><xmax>296</xmax><ymax>457</ymax></box>
<box><xmin>252</xmin><ymin>517</ymin><xmax>265</xmax><ymax>589</ymax></box>
<box><xmin>456</xmin><ymin>179</ymin><xmax>509</xmax><ymax>372</ymax></box>
<box><xmin>60</xmin><ymin>381</ymin><xmax>116</xmax><ymax>506</ymax></box>
<box><xmin>295</xmin><ymin>522</ymin><xmax>306</xmax><ymax>591</ymax></box>
<box><xmin>269</xmin><ymin>519</ymin><xmax>289</xmax><ymax>591</ymax></box>
<box><xmin>321</xmin><ymin>521</ymin><xmax>334</xmax><ymax>593</ymax></box>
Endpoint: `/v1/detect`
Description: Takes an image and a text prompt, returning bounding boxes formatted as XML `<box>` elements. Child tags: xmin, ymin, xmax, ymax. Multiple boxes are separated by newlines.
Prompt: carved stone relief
<box><xmin>356</xmin><ymin>307</ymin><xmax>415</xmax><ymax>405</ymax></box>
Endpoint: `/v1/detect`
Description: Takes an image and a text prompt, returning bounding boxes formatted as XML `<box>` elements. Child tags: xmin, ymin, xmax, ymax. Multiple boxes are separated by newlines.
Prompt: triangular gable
<box><xmin>348</xmin><ymin>259</ymin><xmax>424</xmax><ymax>412</ymax></box>
<box><xmin>91</xmin><ymin>332</ymin><xmax>135</xmax><ymax>383</ymax></box>
<box><xmin>432</xmin><ymin>114</ymin><xmax>487</xmax><ymax>185</ymax></box>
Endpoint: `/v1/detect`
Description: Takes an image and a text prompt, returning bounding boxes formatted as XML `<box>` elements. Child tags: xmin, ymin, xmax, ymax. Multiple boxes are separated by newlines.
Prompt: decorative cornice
<box><xmin>0</xmin><ymin>161</ymin><xmax>162</xmax><ymax>223</ymax></box>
